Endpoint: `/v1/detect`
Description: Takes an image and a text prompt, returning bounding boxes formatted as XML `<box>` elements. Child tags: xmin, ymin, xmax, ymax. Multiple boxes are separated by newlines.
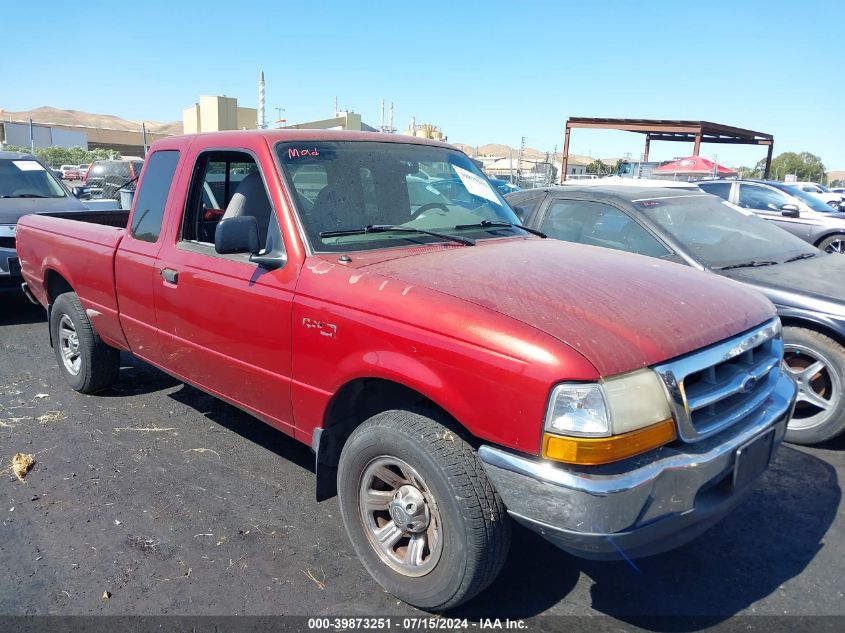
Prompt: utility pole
<box><xmin>142</xmin><ymin>122</ymin><xmax>148</xmax><ymax>156</ymax></box>
<box><xmin>275</xmin><ymin>107</ymin><xmax>286</xmax><ymax>128</ymax></box>
<box><xmin>516</xmin><ymin>137</ymin><xmax>525</xmax><ymax>188</ymax></box>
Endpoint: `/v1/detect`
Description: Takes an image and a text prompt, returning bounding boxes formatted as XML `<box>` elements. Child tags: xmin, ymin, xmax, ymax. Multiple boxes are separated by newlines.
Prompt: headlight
<box><xmin>543</xmin><ymin>369</ymin><xmax>676</xmax><ymax>465</ymax></box>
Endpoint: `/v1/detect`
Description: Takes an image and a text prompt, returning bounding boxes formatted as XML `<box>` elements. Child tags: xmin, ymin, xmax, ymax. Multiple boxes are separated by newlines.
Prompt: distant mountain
<box><xmin>0</xmin><ymin>106</ymin><xmax>181</xmax><ymax>135</ymax></box>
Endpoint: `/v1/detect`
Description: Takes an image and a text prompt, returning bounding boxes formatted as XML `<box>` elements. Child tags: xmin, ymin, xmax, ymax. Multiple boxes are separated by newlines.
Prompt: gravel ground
<box><xmin>1</xmin><ymin>290</ymin><xmax>843</xmax><ymax>628</ymax></box>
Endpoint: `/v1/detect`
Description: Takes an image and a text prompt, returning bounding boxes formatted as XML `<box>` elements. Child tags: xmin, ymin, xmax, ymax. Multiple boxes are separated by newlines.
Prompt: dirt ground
<box><xmin>1</xmin><ymin>290</ymin><xmax>844</xmax><ymax>627</ymax></box>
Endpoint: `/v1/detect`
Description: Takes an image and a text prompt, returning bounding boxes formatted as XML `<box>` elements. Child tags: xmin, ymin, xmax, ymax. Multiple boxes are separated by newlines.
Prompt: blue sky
<box><xmin>2</xmin><ymin>0</ymin><xmax>843</xmax><ymax>169</ymax></box>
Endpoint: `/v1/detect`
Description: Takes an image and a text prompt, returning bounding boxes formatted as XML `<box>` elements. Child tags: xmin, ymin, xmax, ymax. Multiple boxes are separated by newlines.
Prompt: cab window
<box><xmin>180</xmin><ymin>150</ymin><xmax>282</xmax><ymax>260</ymax></box>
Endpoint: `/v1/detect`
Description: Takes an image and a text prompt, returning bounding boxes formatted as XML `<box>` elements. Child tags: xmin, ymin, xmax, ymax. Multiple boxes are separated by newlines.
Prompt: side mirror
<box><xmin>781</xmin><ymin>204</ymin><xmax>800</xmax><ymax>218</ymax></box>
<box><xmin>72</xmin><ymin>186</ymin><xmax>91</xmax><ymax>200</ymax></box>
<box><xmin>215</xmin><ymin>216</ymin><xmax>260</xmax><ymax>255</ymax></box>
<box><xmin>512</xmin><ymin>205</ymin><xmax>526</xmax><ymax>221</ymax></box>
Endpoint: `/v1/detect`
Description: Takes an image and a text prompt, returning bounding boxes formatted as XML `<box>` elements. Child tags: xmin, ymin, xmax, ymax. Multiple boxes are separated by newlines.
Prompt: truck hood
<box><xmin>0</xmin><ymin>195</ymin><xmax>88</xmax><ymax>225</ymax></box>
<box><xmin>720</xmin><ymin>253</ymin><xmax>845</xmax><ymax>316</ymax></box>
<box><xmin>355</xmin><ymin>239</ymin><xmax>775</xmax><ymax>376</ymax></box>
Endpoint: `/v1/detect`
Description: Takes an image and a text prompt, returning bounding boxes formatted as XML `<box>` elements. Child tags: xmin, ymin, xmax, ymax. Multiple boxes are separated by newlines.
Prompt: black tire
<box><xmin>50</xmin><ymin>292</ymin><xmax>120</xmax><ymax>393</ymax></box>
<box><xmin>337</xmin><ymin>408</ymin><xmax>510</xmax><ymax>610</ymax></box>
<box><xmin>816</xmin><ymin>234</ymin><xmax>845</xmax><ymax>254</ymax></box>
<box><xmin>783</xmin><ymin>326</ymin><xmax>845</xmax><ymax>444</ymax></box>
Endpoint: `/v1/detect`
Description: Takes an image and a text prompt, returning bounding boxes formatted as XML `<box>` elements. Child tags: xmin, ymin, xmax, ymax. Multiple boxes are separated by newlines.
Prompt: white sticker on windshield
<box><xmin>453</xmin><ymin>165</ymin><xmax>501</xmax><ymax>206</ymax></box>
<box><xmin>12</xmin><ymin>160</ymin><xmax>45</xmax><ymax>171</ymax></box>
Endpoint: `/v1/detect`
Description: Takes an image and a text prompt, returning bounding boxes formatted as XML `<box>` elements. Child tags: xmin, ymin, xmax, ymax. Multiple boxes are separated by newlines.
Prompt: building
<box><xmin>284</xmin><ymin>111</ymin><xmax>377</xmax><ymax>132</ymax></box>
<box><xmin>182</xmin><ymin>95</ymin><xmax>257</xmax><ymax>134</ymax></box>
<box><xmin>0</xmin><ymin>106</ymin><xmax>177</xmax><ymax>156</ymax></box>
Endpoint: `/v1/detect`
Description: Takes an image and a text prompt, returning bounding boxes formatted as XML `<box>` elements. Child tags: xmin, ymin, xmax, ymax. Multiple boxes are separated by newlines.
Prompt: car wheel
<box><xmin>816</xmin><ymin>234</ymin><xmax>845</xmax><ymax>254</ymax></box>
<box><xmin>782</xmin><ymin>326</ymin><xmax>845</xmax><ymax>444</ymax></box>
<box><xmin>337</xmin><ymin>408</ymin><xmax>511</xmax><ymax>610</ymax></box>
<box><xmin>50</xmin><ymin>292</ymin><xmax>120</xmax><ymax>393</ymax></box>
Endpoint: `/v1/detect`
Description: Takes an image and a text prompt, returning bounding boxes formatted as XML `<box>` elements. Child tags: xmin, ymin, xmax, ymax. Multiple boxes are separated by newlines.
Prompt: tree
<box><xmin>0</xmin><ymin>144</ymin><xmax>120</xmax><ymax>166</ymax></box>
<box><xmin>753</xmin><ymin>151</ymin><xmax>826</xmax><ymax>183</ymax></box>
<box><xmin>586</xmin><ymin>159</ymin><xmax>611</xmax><ymax>175</ymax></box>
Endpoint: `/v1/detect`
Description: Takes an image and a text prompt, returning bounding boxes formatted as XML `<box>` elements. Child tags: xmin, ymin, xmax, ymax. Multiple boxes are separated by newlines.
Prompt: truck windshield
<box><xmin>0</xmin><ymin>158</ymin><xmax>67</xmax><ymax>198</ymax></box>
<box><xmin>636</xmin><ymin>194</ymin><xmax>820</xmax><ymax>268</ymax></box>
<box><xmin>276</xmin><ymin>141</ymin><xmax>525</xmax><ymax>252</ymax></box>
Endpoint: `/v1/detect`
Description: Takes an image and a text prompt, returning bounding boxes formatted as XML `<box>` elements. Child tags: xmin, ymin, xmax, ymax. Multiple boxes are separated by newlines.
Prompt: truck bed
<box><xmin>16</xmin><ymin>211</ymin><xmax>129</xmax><ymax>349</ymax></box>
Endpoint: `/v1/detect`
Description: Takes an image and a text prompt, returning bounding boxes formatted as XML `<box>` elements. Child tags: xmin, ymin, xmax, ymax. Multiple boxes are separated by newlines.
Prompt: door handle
<box><xmin>160</xmin><ymin>268</ymin><xmax>179</xmax><ymax>284</ymax></box>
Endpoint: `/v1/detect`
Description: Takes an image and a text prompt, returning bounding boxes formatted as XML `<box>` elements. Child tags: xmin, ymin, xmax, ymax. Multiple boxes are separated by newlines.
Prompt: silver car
<box><xmin>699</xmin><ymin>179</ymin><xmax>845</xmax><ymax>253</ymax></box>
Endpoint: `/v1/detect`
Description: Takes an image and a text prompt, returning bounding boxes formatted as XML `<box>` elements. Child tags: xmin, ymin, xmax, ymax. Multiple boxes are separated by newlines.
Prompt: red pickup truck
<box><xmin>16</xmin><ymin>130</ymin><xmax>797</xmax><ymax>610</ymax></box>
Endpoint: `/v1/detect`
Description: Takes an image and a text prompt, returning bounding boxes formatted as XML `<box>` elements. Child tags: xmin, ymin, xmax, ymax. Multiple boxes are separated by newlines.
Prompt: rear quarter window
<box><xmin>130</xmin><ymin>151</ymin><xmax>180</xmax><ymax>243</ymax></box>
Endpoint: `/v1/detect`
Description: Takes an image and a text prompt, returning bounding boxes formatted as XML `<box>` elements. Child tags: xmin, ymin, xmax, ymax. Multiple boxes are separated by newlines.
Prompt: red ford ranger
<box><xmin>16</xmin><ymin>130</ymin><xmax>797</xmax><ymax>610</ymax></box>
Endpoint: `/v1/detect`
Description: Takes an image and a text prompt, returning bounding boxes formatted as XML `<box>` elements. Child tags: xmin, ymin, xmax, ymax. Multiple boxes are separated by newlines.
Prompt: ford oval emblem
<box><xmin>740</xmin><ymin>376</ymin><xmax>757</xmax><ymax>393</ymax></box>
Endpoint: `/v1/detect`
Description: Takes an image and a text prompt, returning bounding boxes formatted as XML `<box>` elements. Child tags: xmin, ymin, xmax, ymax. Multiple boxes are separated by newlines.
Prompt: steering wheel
<box><xmin>412</xmin><ymin>202</ymin><xmax>451</xmax><ymax>217</ymax></box>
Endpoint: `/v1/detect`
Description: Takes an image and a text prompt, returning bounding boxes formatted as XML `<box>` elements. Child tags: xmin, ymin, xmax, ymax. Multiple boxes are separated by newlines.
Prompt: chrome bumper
<box><xmin>479</xmin><ymin>371</ymin><xmax>796</xmax><ymax>560</ymax></box>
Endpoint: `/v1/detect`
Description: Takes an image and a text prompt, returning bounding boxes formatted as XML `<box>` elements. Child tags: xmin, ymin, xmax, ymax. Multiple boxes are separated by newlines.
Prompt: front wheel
<box><xmin>783</xmin><ymin>326</ymin><xmax>845</xmax><ymax>444</ymax></box>
<box><xmin>337</xmin><ymin>409</ymin><xmax>511</xmax><ymax>610</ymax></box>
<box><xmin>50</xmin><ymin>292</ymin><xmax>120</xmax><ymax>393</ymax></box>
<box><xmin>816</xmin><ymin>234</ymin><xmax>845</xmax><ymax>254</ymax></box>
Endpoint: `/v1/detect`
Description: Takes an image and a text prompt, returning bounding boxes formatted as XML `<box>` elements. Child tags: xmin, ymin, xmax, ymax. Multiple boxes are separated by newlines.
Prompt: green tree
<box><xmin>586</xmin><ymin>159</ymin><xmax>611</xmax><ymax>175</ymax></box>
<box><xmin>0</xmin><ymin>144</ymin><xmax>121</xmax><ymax>167</ymax></box>
<box><xmin>753</xmin><ymin>151</ymin><xmax>826</xmax><ymax>182</ymax></box>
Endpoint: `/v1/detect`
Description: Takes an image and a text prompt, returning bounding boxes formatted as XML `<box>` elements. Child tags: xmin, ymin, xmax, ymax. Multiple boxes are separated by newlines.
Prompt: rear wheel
<box><xmin>783</xmin><ymin>326</ymin><xmax>845</xmax><ymax>444</ymax></box>
<box><xmin>50</xmin><ymin>292</ymin><xmax>119</xmax><ymax>393</ymax></box>
<box><xmin>337</xmin><ymin>409</ymin><xmax>510</xmax><ymax>610</ymax></box>
<box><xmin>816</xmin><ymin>234</ymin><xmax>845</xmax><ymax>254</ymax></box>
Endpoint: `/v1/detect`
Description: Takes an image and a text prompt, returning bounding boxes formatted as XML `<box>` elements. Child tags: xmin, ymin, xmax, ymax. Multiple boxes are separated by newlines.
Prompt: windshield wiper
<box><xmin>718</xmin><ymin>260</ymin><xmax>779</xmax><ymax>271</ymax></box>
<box><xmin>319</xmin><ymin>224</ymin><xmax>475</xmax><ymax>246</ymax></box>
<box><xmin>784</xmin><ymin>253</ymin><xmax>818</xmax><ymax>263</ymax></box>
<box><xmin>453</xmin><ymin>220</ymin><xmax>547</xmax><ymax>238</ymax></box>
<box><xmin>1</xmin><ymin>194</ymin><xmax>48</xmax><ymax>198</ymax></box>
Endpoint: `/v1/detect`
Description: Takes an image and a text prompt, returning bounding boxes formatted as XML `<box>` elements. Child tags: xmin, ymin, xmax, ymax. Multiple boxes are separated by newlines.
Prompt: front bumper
<box><xmin>479</xmin><ymin>371</ymin><xmax>796</xmax><ymax>561</ymax></box>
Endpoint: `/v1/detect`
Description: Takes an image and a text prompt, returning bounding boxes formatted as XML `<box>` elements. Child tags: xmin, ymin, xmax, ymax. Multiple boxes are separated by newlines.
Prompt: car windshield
<box><xmin>277</xmin><ymin>141</ymin><xmax>525</xmax><ymax>252</ymax></box>
<box><xmin>773</xmin><ymin>183</ymin><xmax>836</xmax><ymax>212</ymax></box>
<box><xmin>636</xmin><ymin>193</ymin><xmax>819</xmax><ymax>268</ymax></box>
<box><xmin>0</xmin><ymin>159</ymin><xmax>67</xmax><ymax>198</ymax></box>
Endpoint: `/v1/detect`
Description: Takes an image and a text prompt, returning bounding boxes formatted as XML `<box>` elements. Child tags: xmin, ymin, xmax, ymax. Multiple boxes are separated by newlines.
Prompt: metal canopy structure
<box><xmin>560</xmin><ymin>117</ymin><xmax>774</xmax><ymax>181</ymax></box>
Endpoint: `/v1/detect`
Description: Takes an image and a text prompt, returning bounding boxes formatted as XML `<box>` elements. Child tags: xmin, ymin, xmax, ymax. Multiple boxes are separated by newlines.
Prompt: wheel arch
<box><xmin>43</xmin><ymin>269</ymin><xmax>76</xmax><ymax>348</ymax></box>
<box><xmin>313</xmin><ymin>376</ymin><xmax>474</xmax><ymax>501</ymax></box>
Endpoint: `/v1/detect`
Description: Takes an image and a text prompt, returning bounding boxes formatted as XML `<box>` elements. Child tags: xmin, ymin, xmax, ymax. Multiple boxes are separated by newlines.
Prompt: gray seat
<box><xmin>221</xmin><ymin>172</ymin><xmax>272</xmax><ymax>246</ymax></box>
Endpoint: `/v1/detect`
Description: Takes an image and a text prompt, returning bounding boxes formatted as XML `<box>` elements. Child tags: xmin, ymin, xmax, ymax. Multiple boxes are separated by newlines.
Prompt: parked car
<box><xmin>0</xmin><ymin>151</ymin><xmax>92</xmax><ymax>290</ymax></box>
<box><xmin>83</xmin><ymin>159</ymin><xmax>144</xmax><ymax>200</ymax></box>
<box><xmin>507</xmin><ymin>184</ymin><xmax>844</xmax><ymax>444</ymax></box>
<box><xmin>790</xmin><ymin>182</ymin><xmax>844</xmax><ymax>210</ymax></box>
<box><xmin>697</xmin><ymin>178</ymin><xmax>845</xmax><ymax>253</ymax></box>
<box><xmin>831</xmin><ymin>187</ymin><xmax>845</xmax><ymax>196</ymax></box>
<box><xmin>16</xmin><ymin>130</ymin><xmax>795</xmax><ymax>610</ymax></box>
<box><xmin>59</xmin><ymin>164</ymin><xmax>80</xmax><ymax>180</ymax></box>
<box><xmin>77</xmin><ymin>163</ymin><xmax>90</xmax><ymax>179</ymax></box>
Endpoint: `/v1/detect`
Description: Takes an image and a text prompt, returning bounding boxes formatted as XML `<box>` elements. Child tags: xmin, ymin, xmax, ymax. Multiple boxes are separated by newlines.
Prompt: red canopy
<box><xmin>652</xmin><ymin>156</ymin><xmax>737</xmax><ymax>177</ymax></box>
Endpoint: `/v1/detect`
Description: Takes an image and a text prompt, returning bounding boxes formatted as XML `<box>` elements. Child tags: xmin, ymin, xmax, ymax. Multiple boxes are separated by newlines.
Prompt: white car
<box><xmin>791</xmin><ymin>182</ymin><xmax>844</xmax><ymax>210</ymax></box>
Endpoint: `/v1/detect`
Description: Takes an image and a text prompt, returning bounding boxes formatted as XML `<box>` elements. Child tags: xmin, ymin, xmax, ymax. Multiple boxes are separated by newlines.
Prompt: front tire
<box><xmin>337</xmin><ymin>409</ymin><xmax>511</xmax><ymax>610</ymax></box>
<box><xmin>783</xmin><ymin>326</ymin><xmax>845</xmax><ymax>444</ymax></box>
<box><xmin>50</xmin><ymin>292</ymin><xmax>120</xmax><ymax>393</ymax></box>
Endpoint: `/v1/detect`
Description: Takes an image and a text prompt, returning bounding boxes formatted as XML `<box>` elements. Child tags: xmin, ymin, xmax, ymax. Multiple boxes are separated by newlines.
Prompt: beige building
<box><xmin>182</xmin><ymin>96</ymin><xmax>257</xmax><ymax>134</ymax></box>
<box><xmin>285</xmin><ymin>111</ymin><xmax>376</xmax><ymax>132</ymax></box>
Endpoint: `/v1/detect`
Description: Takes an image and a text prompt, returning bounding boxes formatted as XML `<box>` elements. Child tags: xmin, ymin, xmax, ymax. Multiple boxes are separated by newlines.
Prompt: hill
<box><xmin>0</xmin><ymin>106</ymin><xmax>181</xmax><ymax>135</ymax></box>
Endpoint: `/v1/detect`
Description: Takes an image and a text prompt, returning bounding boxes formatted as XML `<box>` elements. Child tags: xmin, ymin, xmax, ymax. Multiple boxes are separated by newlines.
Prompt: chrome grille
<box><xmin>654</xmin><ymin>319</ymin><xmax>784</xmax><ymax>442</ymax></box>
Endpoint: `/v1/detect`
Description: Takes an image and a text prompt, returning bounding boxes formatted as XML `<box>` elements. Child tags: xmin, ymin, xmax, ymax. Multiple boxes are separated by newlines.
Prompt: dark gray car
<box><xmin>698</xmin><ymin>179</ymin><xmax>845</xmax><ymax>254</ymax></box>
<box><xmin>507</xmin><ymin>185</ymin><xmax>845</xmax><ymax>445</ymax></box>
<box><xmin>0</xmin><ymin>151</ymin><xmax>89</xmax><ymax>290</ymax></box>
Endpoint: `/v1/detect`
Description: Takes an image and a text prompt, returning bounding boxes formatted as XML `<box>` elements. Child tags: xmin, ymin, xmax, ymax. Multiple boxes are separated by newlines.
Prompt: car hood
<box><xmin>356</xmin><ymin>239</ymin><xmax>775</xmax><ymax>376</ymax></box>
<box><xmin>720</xmin><ymin>254</ymin><xmax>845</xmax><ymax>315</ymax></box>
<box><xmin>0</xmin><ymin>195</ymin><xmax>88</xmax><ymax>225</ymax></box>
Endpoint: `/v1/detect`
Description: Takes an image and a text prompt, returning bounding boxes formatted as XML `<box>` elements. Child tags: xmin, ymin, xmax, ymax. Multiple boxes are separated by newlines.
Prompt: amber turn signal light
<box><xmin>542</xmin><ymin>419</ymin><xmax>676</xmax><ymax>465</ymax></box>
